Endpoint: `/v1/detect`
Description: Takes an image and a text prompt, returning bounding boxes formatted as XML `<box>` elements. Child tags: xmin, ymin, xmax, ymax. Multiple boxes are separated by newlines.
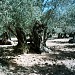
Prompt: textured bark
<box><xmin>30</xmin><ymin>21</ymin><xmax>47</xmax><ymax>53</ymax></box>
<box><xmin>32</xmin><ymin>23</ymin><xmax>41</xmax><ymax>53</ymax></box>
<box><xmin>8</xmin><ymin>26</ymin><xmax>28</xmax><ymax>54</ymax></box>
<box><xmin>15</xmin><ymin>27</ymin><xmax>26</xmax><ymax>46</ymax></box>
<box><xmin>7</xmin><ymin>22</ymin><xmax>47</xmax><ymax>54</ymax></box>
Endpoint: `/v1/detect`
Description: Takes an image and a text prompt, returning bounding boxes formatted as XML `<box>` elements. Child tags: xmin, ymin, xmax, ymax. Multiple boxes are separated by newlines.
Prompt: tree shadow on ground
<box><xmin>66</xmin><ymin>45</ymin><xmax>75</xmax><ymax>48</ymax></box>
<box><xmin>55</xmin><ymin>44</ymin><xmax>75</xmax><ymax>59</ymax></box>
<box><xmin>48</xmin><ymin>44</ymin><xmax>75</xmax><ymax>60</ymax></box>
<box><xmin>47</xmin><ymin>50</ymin><xmax>75</xmax><ymax>60</ymax></box>
<box><xmin>58</xmin><ymin>51</ymin><xmax>75</xmax><ymax>59</ymax></box>
<box><xmin>30</xmin><ymin>64</ymin><xmax>75</xmax><ymax>75</ymax></box>
<box><xmin>0</xmin><ymin>47</ymin><xmax>17</xmax><ymax>56</ymax></box>
<box><xmin>6</xmin><ymin>64</ymin><xmax>75</xmax><ymax>75</ymax></box>
<box><xmin>52</xmin><ymin>41</ymin><xmax>68</xmax><ymax>44</ymax></box>
<box><xmin>0</xmin><ymin>56</ymin><xmax>75</xmax><ymax>75</ymax></box>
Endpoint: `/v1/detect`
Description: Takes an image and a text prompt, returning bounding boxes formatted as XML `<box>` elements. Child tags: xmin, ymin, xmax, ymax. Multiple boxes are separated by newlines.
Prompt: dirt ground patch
<box><xmin>0</xmin><ymin>38</ymin><xmax>75</xmax><ymax>75</ymax></box>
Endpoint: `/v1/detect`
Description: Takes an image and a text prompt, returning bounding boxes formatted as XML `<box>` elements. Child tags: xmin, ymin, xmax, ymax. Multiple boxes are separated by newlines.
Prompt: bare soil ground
<box><xmin>0</xmin><ymin>38</ymin><xmax>75</xmax><ymax>75</ymax></box>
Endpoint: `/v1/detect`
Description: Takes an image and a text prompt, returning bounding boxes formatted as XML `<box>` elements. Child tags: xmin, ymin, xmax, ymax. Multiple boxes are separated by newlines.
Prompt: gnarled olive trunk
<box><xmin>15</xmin><ymin>27</ymin><xmax>26</xmax><ymax>46</ymax></box>
<box><xmin>8</xmin><ymin>21</ymin><xmax>47</xmax><ymax>54</ymax></box>
<box><xmin>8</xmin><ymin>26</ymin><xmax>29</xmax><ymax>54</ymax></box>
<box><xmin>32</xmin><ymin>26</ymin><xmax>41</xmax><ymax>54</ymax></box>
<box><xmin>30</xmin><ymin>21</ymin><xmax>47</xmax><ymax>53</ymax></box>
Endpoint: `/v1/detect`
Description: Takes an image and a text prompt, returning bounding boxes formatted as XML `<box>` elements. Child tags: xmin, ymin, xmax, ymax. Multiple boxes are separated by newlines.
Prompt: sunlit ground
<box><xmin>0</xmin><ymin>38</ymin><xmax>75</xmax><ymax>75</ymax></box>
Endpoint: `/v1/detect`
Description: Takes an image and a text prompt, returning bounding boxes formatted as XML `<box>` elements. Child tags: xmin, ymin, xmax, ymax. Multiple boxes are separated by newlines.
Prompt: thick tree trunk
<box><xmin>8</xmin><ymin>26</ymin><xmax>29</xmax><ymax>54</ymax></box>
<box><xmin>14</xmin><ymin>27</ymin><xmax>29</xmax><ymax>54</ymax></box>
<box><xmin>7</xmin><ymin>22</ymin><xmax>47</xmax><ymax>54</ymax></box>
<box><xmin>15</xmin><ymin>27</ymin><xmax>26</xmax><ymax>46</ymax></box>
<box><xmin>31</xmin><ymin>22</ymin><xmax>47</xmax><ymax>53</ymax></box>
<box><xmin>32</xmin><ymin>25</ymin><xmax>41</xmax><ymax>54</ymax></box>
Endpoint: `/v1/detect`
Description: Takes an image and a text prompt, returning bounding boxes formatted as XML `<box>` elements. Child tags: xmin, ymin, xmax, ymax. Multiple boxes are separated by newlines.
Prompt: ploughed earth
<box><xmin>0</xmin><ymin>38</ymin><xmax>75</xmax><ymax>75</ymax></box>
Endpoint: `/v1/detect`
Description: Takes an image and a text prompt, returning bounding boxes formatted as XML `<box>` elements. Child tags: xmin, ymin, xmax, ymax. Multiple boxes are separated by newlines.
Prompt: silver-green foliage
<box><xmin>0</xmin><ymin>0</ymin><xmax>42</xmax><ymax>35</ymax></box>
<box><xmin>42</xmin><ymin>0</ymin><xmax>75</xmax><ymax>33</ymax></box>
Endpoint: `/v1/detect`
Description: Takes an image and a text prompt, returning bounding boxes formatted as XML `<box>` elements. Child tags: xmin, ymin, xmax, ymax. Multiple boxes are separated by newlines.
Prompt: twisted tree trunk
<box><xmin>8</xmin><ymin>26</ymin><xmax>29</xmax><ymax>54</ymax></box>
<box><xmin>7</xmin><ymin>21</ymin><xmax>47</xmax><ymax>54</ymax></box>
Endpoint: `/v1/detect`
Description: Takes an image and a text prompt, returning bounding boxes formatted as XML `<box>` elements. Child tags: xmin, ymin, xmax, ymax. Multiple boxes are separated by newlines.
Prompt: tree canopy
<box><xmin>0</xmin><ymin>0</ymin><xmax>75</xmax><ymax>34</ymax></box>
